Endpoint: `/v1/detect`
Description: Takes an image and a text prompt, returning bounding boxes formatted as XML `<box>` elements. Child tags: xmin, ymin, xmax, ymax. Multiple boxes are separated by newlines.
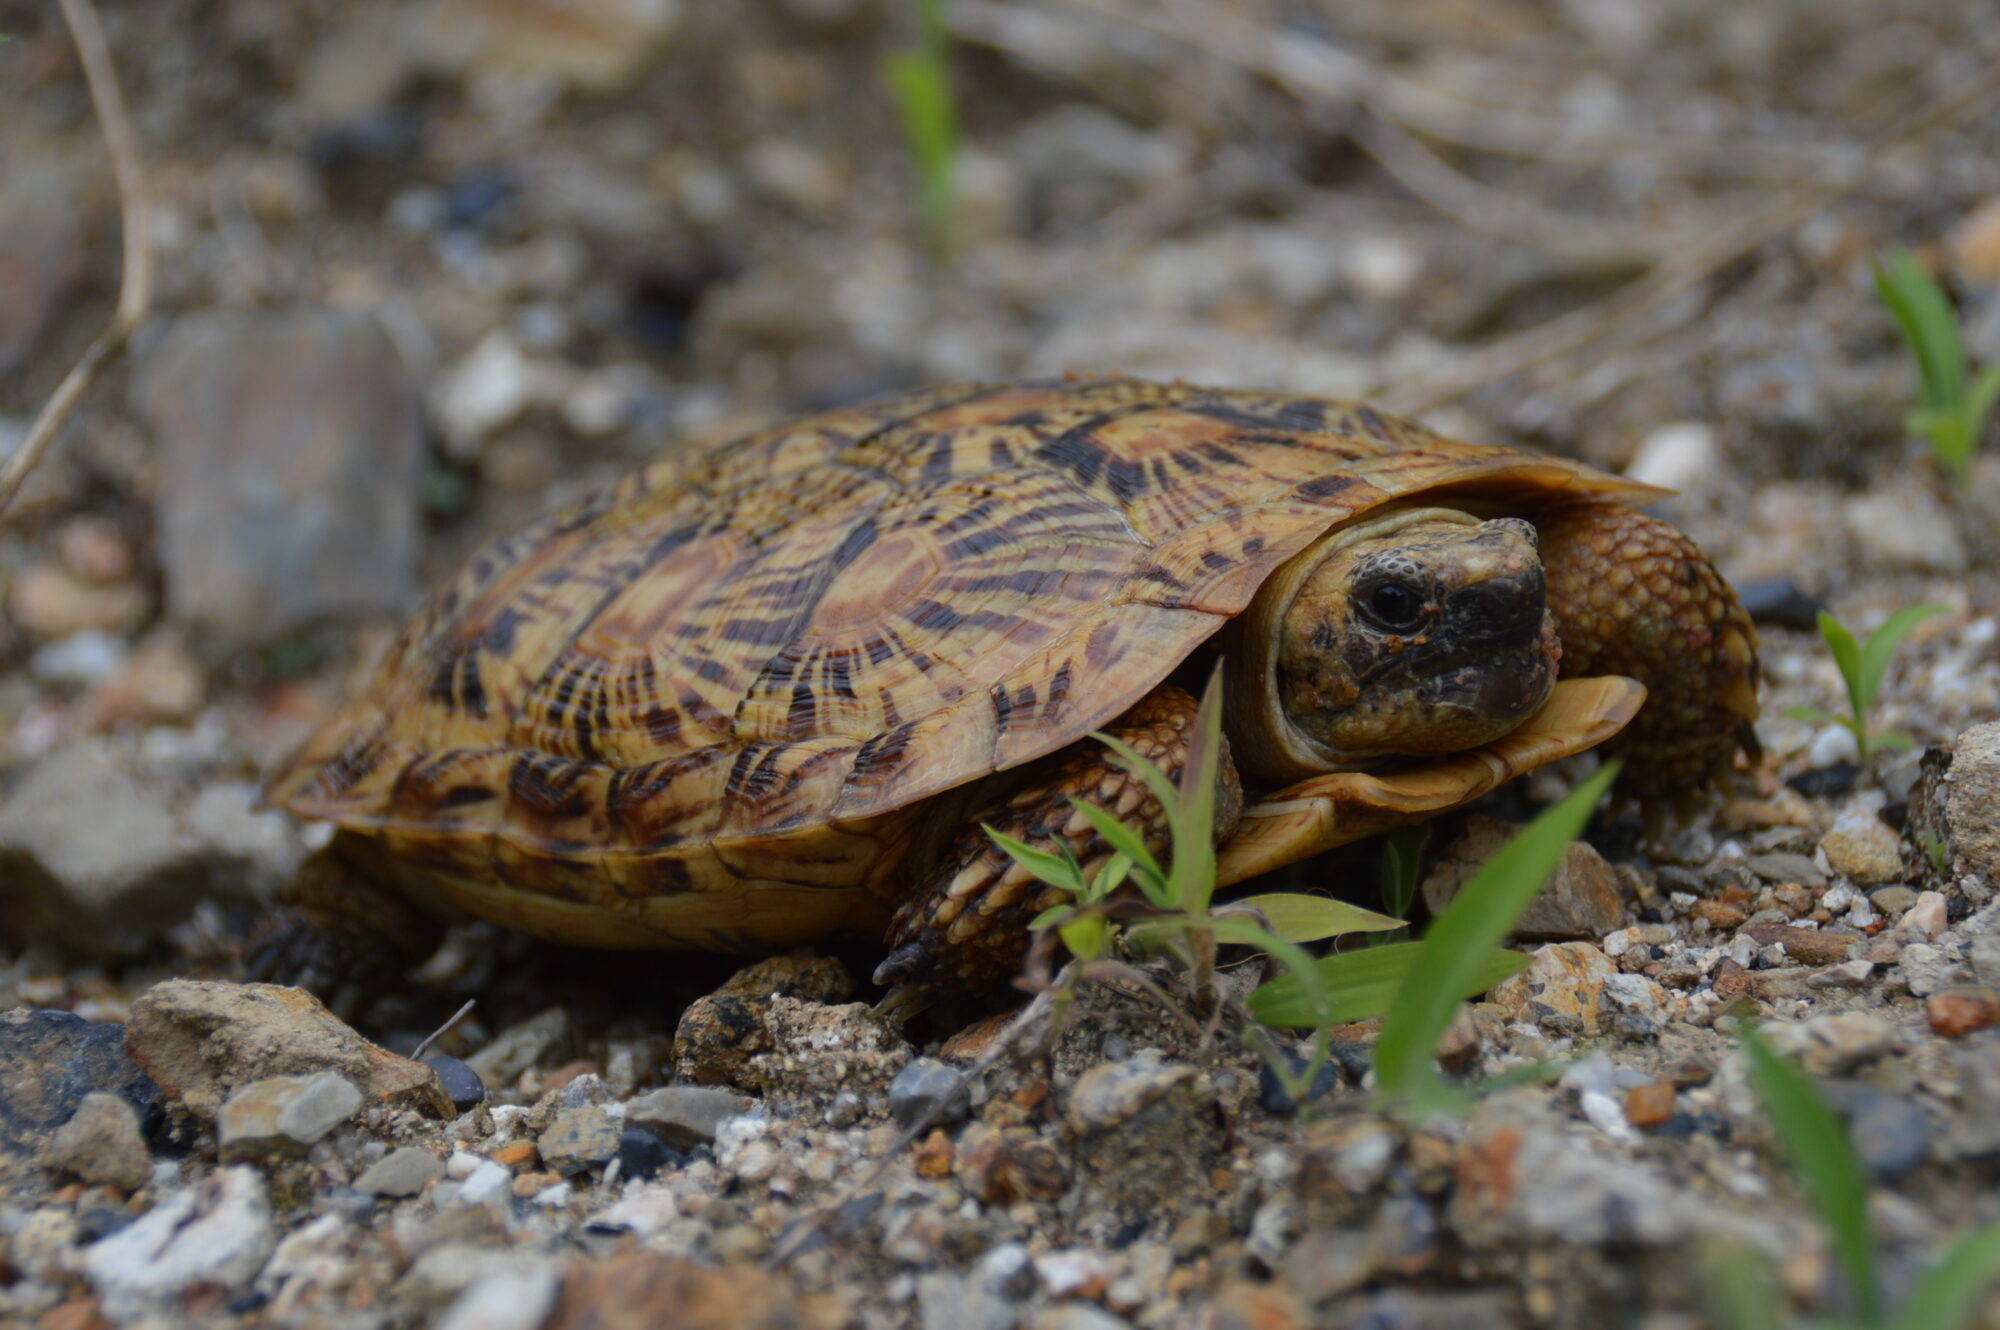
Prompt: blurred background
<box><xmin>0</xmin><ymin>0</ymin><xmax>1995</xmax><ymax>983</ymax></box>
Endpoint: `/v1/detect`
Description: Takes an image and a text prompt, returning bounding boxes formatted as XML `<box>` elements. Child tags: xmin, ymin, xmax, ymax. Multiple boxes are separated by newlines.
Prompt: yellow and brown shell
<box><xmin>266</xmin><ymin>378</ymin><xmax>1659</xmax><ymax>951</ymax></box>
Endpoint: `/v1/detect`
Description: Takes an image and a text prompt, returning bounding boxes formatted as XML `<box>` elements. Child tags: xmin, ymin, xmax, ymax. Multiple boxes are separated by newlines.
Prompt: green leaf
<box><xmin>983</xmin><ymin>825</ymin><xmax>1081</xmax><ymax>894</ymax></box>
<box><xmin>1069</xmin><ymin>799</ymin><xmax>1169</xmax><ymax>903</ymax></box>
<box><xmin>1871</xmin><ymin>729</ymin><xmax>1916</xmax><ymax>752</ymax></box>
<box><xmin>1234</xmin><ymin>892</ymin><xmax>1406</xmax><ymax>943</ymax></box>
<box><xmin>1875</xmin><ymin>249</ymin><xmax>1965</xmax><ymax>409</ymax></box>
<box><xmin>1854</xmin><ymin>603</ymin><xmax>1947</xmax><ymax>722</ymax></box>
<box><xmin>1893</xmin><ymin>1222</ymin><xmax>2000</xmax><ymax>1330</ymax></box>
<box><xmin>1379</xmin><ymin>822</ymin><xmax>1429</xmax><ymax>921</ymax></box>
<box><xmin>1373</xmin><ymin>760</ymin><xmax>1620</xmax><ymax>1111</ymax></box>
<box><xmin>1739</xmin><ymin>1024</ymin><xmax>1881</xmax><ymax>1322</ymax></box>
<box><xmin>1816</xmin><ymin>611</ymin><xmax>1863</xmax><ymax>705</ymax></box>
<box><xmin>1967</xmin><ymin>363</ymin><xmax>2000</xmax><ymax>451</ymax></box>
<box><xmin>1248</xmin><ymin>940</ymin><xmax>1529</xmax><ymax>1027</ymax></box>
<box><xmin>1168</xmin><ymin>668</ymin><xmax>1227</xmax><ymax>916</ymax></box>
<box><xmin>1059</xmin><ymin>913</ymin><xmax>1110</xmax><ymax>963</ymax></box>
<box><xmin>1783</xmin><ymin>704</ymin><xmax>1846</xmax><ymax>729</ymax></box>
<box><xmin>1028</xmin><ymin>904</ymin><xmax>1074</xmax><ymax>931</ymax></box>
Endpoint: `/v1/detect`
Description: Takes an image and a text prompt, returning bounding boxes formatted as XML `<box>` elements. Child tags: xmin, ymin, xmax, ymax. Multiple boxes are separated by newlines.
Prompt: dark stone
<box><xmin>444</xmin><ymin>170</ymin><xmax>519</xmax><ymax>232</ymax></box>
<box><xmin>1257</xmin><ymin>1043</ymin><xmax>1365</xmax><ymax>1114</ymax></box>
<box><xmin>1735</xmin><ymin>579</ymin><xmax>1824</xmax><ymax>631</ymax></box>
<box><xmin>616</xmin><ymin>1127</ymin><xmax>681</xmax><ymax>1182</ymax></box>
<box><xmin>1825</xmin><ymin>1083</ymin><xmax>1929</xmax><ymax>1181</ymax></box>
<box><xmin>75</xmin><ymin>1205</ymin><xmax>137</xmax><ymax>1244</ymax></box>
<box><xmin>0</xmin><ymin>1009</ymin><xmax>162</xmax><ymax>1167</ymax></box>
<box><xmin>423</xmin><ymin>1056</ymin><xmax>486</xmax><ymax>1113</ymax></box>
<box><xmin>1788</xmin><ymin>763</ymin><xmax>1861</xmax><ymax>799</ymax></box>
<box><xmin>888</xmin><ymin>1057</ymin><xmax>969</xmax><ymax>1129</ymax></box>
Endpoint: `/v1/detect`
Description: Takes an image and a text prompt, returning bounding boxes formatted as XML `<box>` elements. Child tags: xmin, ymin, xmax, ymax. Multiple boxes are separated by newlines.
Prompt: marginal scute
<box><xmin>266</xmin><ymin>378</ymin><xmax>1666</xmax><ymax>943</ymax></box>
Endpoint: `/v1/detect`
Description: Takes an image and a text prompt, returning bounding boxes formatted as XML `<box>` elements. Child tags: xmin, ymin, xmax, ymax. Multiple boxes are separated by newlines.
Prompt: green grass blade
<box><xmin>1208</xmin><ymin>913</ymin><xmax>1335</xmax><ymax>1026</ymax></box>
<box><xmin>1892</xmin><ymin>1223</ymin><xmax>2000</xmax><ymax>1330</ymax></box>
<box><xmin>1070</xmin><ymin>800</ymin><xmax>1168</xmax><ymax>896</ymax></box>
<box><xmin>1373</xmin><ymin>760</ymin><xmax>1620</xmax><ymax>1110</ymax></box>
<box><xmin>1739</xmin><ymin>1025</ymin><xmax>1882</xmax><ymax>1322</ymax></box>
<box><xmin>1875</xmin><ymin>249</ymin><xmax>1965</xmax><ymax>407</ymax></box>
<box><xmin>1248</xmin><ymin>940</ymin><xmax>1529</xmax><ymax>1027</ymax></box>
<box><xmin>1816</xmin><ymin>611</ymin><xmax>1863</xmax><ymax>708</ymax></box>
<box><xmin>1783</xmin><ymin>704</ymin><xmax>1846</xmax><ymax>729</ymax></box>
<box><xmin>1234</xmin><ymin>892</ymin><xmax>1405</xmax><ymax>943</ymax></box>
<box><xmin>1167</xmin><ymin>668</ymin><xmax>1226</xmax><ymax>916</ymax></box>
<box><xmin>1968</xmin><ymin>364</ymin><xmax>2000</xmax><ymax>451</ymax></box>
<box><xmin>983</xmin><ymin>825</ymin><xmax>1081</xmax><ymax>894</ymax></box>
<box><xmin>1854</xmin><ymin>604</ymin><xmax>1946</xmax><ymax>721</ymax></box>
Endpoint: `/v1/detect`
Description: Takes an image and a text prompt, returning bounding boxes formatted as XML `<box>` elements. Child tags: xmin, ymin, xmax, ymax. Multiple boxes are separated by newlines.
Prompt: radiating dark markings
<box><xmin>940</xmin><ymin>525</ymin><xmax>1013</xmax><ymax>561</ymax></box>
<box><xmin>1043</xmin><ymin>660</ymin><xmax>1074</xmax><ymax>717</ymax></box>
<box><xmin>691</xmin><ymin>657</ymin><xmax>731</xmax><ymax>684</ymax></box>
<box><xmin>641</xmin><ymin>705</ymin><xmax>683</xmax><ymax>746</ymax></box>
<box><xmin>848</xmin><ymin>720</ymin><xmax>921</xmax><ymax>789</ymax></box>
<box><xmin>725</xmin><ymin>744</ymin><xmax>789</xmax><ymax>806</ymax></box>
<box><xmin>992</xmin><ymin>680</ymin><xmax>1039</xmax><ymax>732</ymax></box>
<box><xmin>1106</xmin><ymin>456</ymin><xmax>1148</xmax><ymax>504</ymax></box>
<box><xmin>1275</xmin><ymin>398</ymin><xmax>1329</xmax><ymax>431</ymax></box>
<box><xmin>1195</xmin><ymin>441</ymin><xmax>1246</xmax><ymax>468</ymax></box>
<box><xmin>919</xmin><ymin>433</ymin><xmax>961</xmax><ymax>481</ymax></box>
<box><xmin>953</xmin><ymin>569</ymin><xmax>1056</xmax><ymax>595</ymax></box>
<box><xmin>440</xmin><ymin>785</ymin><xmax>494</xmax><ymax>807</ymax></box>
<box><xmin>479</xmin><ymin>606</ymin><xmax>532</xmax><ymax>656</ymax></box>
<box><xmin>427</xmin><ymin>650</ymin><xmax>488</xmax><ymax>719</ymax></box>
<box><xmin>1294</xmin><ymin>473</ymin><xmax>1360</xmax><ymax>503</ymax></box>
<box><xmin>1200</xmin><ymin>550</ymin><xmax>1234</xmax><ymax>572</ymax></box>
<box><xmin>1354</xmin><ymin>406</ymin><xmax>1391</xmax><ymax>439</ymax></box>
<box><xmin>1034</xmin><ymin>419</ymin><xmax>1114</xmax><ymax>487</ymax></box>
<box><xmin>509</xmin><ymin>753</ymin><xmax>594</xmax><ymax>822</ymax></box>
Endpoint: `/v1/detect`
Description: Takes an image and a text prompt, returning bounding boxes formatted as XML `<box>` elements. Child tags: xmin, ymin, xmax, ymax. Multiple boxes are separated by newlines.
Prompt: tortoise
<box><xmin>263</xmin><ymin>377</ymin><xmax>1758</xmax><ymax>999</ymax></box>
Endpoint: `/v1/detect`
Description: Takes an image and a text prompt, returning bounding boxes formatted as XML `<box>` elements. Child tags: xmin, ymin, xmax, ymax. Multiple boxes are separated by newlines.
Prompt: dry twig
<box><xmin>0</xmin><ymin>0</ymin><xmax>153</xmax><ymax>518</ymax></box>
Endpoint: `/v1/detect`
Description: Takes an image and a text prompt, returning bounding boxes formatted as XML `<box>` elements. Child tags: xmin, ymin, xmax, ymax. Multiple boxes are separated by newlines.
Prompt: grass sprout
<box><xmin>1784</xmin><ymin>606</ymin><xmax>1946</xmax><ymax>763</ymax></box>
<box><xmin>883</xmin><ymin>0</ymin><xmax>959</xmax><ymax>263</ymax></box>
<box><xmin>1722</xmin><ymin>1025</ymin><xmax>2000</xmax><ymax>1329</ymax></box>
<box><xmin>1873</xmin><ymin>247</ymin><xmax>2000</xmax><ymax>486</ymax></box>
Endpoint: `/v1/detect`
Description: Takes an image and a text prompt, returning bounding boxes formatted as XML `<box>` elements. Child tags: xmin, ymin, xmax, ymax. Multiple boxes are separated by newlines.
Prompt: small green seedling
<box><xmin>1784</xmin><ymin>606</ymin><xmax>1946</xmax><ymax>763</ymax></box>
<box><xmin>883</xmin><ymin>0</ymin><xmax>959</xmax><ymax>263</ymax></box>
<box><xmin>1368</xmin><ymin>759</ymin><xmax>1621</xmax><ymax>1118</ymax></box>
<box><xmin>1711</xmin><ymin>1025</ymin><xmax>2000</xmax><ymax>1330</ymax></box>
<box><xmin>1873</xmin><ymin>248</ymin><xmax>2000</xmax><ymax>486</ymax></box>
<box><xmin>1378</xmin><ymin>821</ymin><xmax>1428</xmax><ymax>926</ymax></box>
<box><xmin>988</xmin><ymin>667</ymin><xmax>1402</xmax><ymax>1105</ymax></box>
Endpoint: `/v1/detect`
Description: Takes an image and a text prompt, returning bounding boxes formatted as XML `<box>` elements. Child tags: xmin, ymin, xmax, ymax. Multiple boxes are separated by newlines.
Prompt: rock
<box><xmin>1896</xmin><ymin>891</ymin><xmax>1950</xmax><ymax>940</ymax></box>
<box><xmin>540</xmin><ymin>1107</ymin><xmax>622</xmax><ymax>1175</ymax></box>
<box><xmin>356</xmin><ymin>1145</ymin><xmax>445</xmax><ymax>1197</ymax></box>
<box><xmin>1488</xmin><ymin>942</ymin><xmax>1618</xmax><ymax>1036</ymax></box>
<box><xmin>1744</xmin><ymin>852</ymin><xmax>1826</xmax><ymax>887</ymax></box>
<box><xmin>1820</xmin><ymin>809</ymin><xmax>1905</xmax><ymax>885</ymax></box>
<box><xmin>134</xmin><ymin>308</ymin><xmax>424</xmax><ymax>646</ymax></box>
<box><xmin>433</xmin><ymin>330</ymin><xmax>544</xmax><ymax>458</ymax></box>
<box><xmin>1897</xmin><ymin>943</ymin><xmax>1962</xmax><ymax>998</ymax></box>
<box><xmin>1826</xmin><ymin>1085</ymin><xmax>1931</xmax><ymax>1181</ymax></box>
<box><xmin>218</xmin><ymin>1072</ymin><xmax>363</xmax><ymax>1160</ymax></box>
<box><xmin>544</xmin><ymin>1252</ymin><xmax>819</xmax><ymax>1330</ymax></box>
<box><xmin>0</xmin><ymin>1008</ymin><xmax>160</xmax><ymax>1166</ymax></box>
<box><xmin>434</xmin><ymin>1258</ymin><xmax>564</xmax><ymax>1330</ymax></box>
<box><xmin>917</xmin><ymin>1271</ymin><xmax>1015</xmax><ymax>1330</ymax></box>
<box><xmin>1767</xmin><ymin>1012</ymin><xmax>1895</xmax><ymax>1075</ymax></box>
<box><xmin>1949</xmin><ymin>195</ymin><xmax>2000</xmax><ymax>285</ymax></box>
<box><xmin>1842</xmin><ymin>483</ymin><xmax>1968</xmax><ymax>574</ymax></box>
<box><xmin>1940</xmin><ymin>725</ymin><xmax>2000</xmax><ymax>884</ymax></box>
<box><xmin>1625</xmin><ymin>421</ymin><xmax>1722</xmax><ymax>496</ymax></box>
<box><xmin>413</xmin><ymin>0</ymin><xmax>683</xmax><ymax>100</ymax></box>
<box><xmin>674</xmin><ymin>994</ymin><xmax>904</xmax><ymax>1094</ymax></box>
<box><xmin>713</xmin><ymin>952</ymin><xmax>855</xmax><ymax>1004</ymax></box>
<box><xmin>458</xmin><ymin>1159</ymin><xmax>513</xmax><ymax>1206</ymax></box>
<box><xmin>1947</xmin><ymin>1034</ymin><xmax>2000</xmax><ymax>1157</ymax></box>
<box><xmin>889</xmin><ymin>1058</ymin><xmax>970</xmax><ymax>1129</ymax></box>
<box><xmin>42</xmin><ymin>1092</ymin><xmax>153</xmax><ymax>1191</ymax></box>
<box><xmin>1623</xmin><ymin>1082</ymin><xmax>1675</xmax><ymax>1128</ymax></box>
<box><xmin>424</xmin><ymin>1056</ymin><xmax>488</xmax><ymax>1112</ymax></box>
<box><xmin>0</xmin><ymin>742</ymin><xmax>229</xmax><ymax>955</ymax></box>
<box><xmin>1451</xmin><ymin>1123</ymin><xmax>1690</xmax><ymax>1246</ymax></box>
<box><xmin>465</xmin><ymin>1008</ymin><xmax>569</xmax><ymax>1088</ymax></box>
<box><xmin>7</xmin><ymin>564</ymin><xmax>149</xmax><ymax>639</ymax></box>
<box><xmin>1066</xmin><ymin>1056</ymin><xmax>1221</xmax><ymax>1240</ymax></box>
<box><xmin>1744</xmin><ymin>923</ymin><xmax>1855</xmax><ymax>967</ymax></box>
<box><xmin>125</xmin><ymin>980</ymin><xmax>450</xmax><ymax>1119</ymax></box>
<box><xmin>1424</xmin><ymin>821</ymin><xmax>1626</xmax><ymax>940</ymax></box>
<box><xmin>1927</xmin><ymin>987</ymin><xmax>2000</xmax><ymax>1038</ymax></box>
<box><xmin>1807</xmin><ymin>958</ymin><xmax>1877</xmax><ymax>989</ymax></box>
<box><xmin>82</xmin><ymin>1166</ymin><xmax>275</xmax><ymax>1317</ymax></box>
<box><xmin>617</xmin><ymin>1128</ymin><xmax>680</xmax><ymax>1181</ymax></box>
<box><xmin>625</xmin><ymin>1085</ymin><xmax>754</xmax><ymax>1150</ymax></box>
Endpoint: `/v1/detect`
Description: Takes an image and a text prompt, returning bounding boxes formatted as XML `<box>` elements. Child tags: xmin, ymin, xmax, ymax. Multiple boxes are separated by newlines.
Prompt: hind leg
<box><xmin>1537</xmin><ymin>502</ymin><xmax>1759</xmax><ymax>791</ymax></box>
<box><xmin>873</xmin><ymin>685</ymin><xmax>1243</xmax><ymax>1000</ymax></box>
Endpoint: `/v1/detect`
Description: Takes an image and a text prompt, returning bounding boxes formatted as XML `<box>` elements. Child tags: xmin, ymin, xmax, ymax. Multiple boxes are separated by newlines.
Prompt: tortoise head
<box><xmin>1224</xmin><ymin>507</ymin><xmax>1560</xmax><ymax>783</ymax></box>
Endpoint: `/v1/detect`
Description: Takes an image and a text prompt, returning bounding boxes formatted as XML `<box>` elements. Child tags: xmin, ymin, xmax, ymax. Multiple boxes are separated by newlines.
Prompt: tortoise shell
<box><xmin>267</xmin><ymin>379</ymin><xmax>1658</xmax><ymax>950</ymax></box>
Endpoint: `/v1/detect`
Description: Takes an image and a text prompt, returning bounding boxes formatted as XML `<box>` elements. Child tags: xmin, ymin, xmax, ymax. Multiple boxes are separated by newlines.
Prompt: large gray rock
<box><xmin>134</xmin><ymin>308</ymin><xmax>424</xmax><ymax>646</ymax></box>
<box><xmin>0</xmin><ymin>1008</ymin><xmax>160</xmax><ymax>1171</ymax></box>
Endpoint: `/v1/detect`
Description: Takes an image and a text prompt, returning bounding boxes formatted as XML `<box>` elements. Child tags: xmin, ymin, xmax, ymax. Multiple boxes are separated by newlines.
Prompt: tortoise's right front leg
<box><xmin>872</xmin><ymin>685</ymin><xmax>1244</xmax><ymax>1001</ymax></box>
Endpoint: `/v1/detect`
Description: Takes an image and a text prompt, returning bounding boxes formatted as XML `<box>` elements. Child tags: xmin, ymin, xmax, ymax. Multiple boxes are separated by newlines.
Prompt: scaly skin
<box><xmin>1537</xmin><ymin>502</ymin><xmax>1760</xmax><ymax>790</ymax></box>
<box><xmin>874</xmin><ymin>686</ymin><xmax>1243</xmax><ymax>996</ymax></box>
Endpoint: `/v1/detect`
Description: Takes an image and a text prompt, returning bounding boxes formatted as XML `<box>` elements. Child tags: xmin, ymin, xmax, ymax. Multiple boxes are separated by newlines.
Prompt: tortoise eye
<box><xmin>1360</xmin><ymin>581</ymin><xmax>1425</xmax><ymax>631</ymax></box>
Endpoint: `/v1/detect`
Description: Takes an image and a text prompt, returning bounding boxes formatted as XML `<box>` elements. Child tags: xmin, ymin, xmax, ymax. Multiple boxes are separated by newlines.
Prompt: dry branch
<box><xmin>0</xmin><ymin>0</ymin><xmax>154</xmax><ymax>519</ymax></box>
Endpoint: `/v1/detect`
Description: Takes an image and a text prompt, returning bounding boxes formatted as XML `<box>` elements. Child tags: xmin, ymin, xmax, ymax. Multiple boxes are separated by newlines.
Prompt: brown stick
<box><xmin>0</xmin><ymin>0</ymin><xmax>154</xmax><ymax>518</ymax></box>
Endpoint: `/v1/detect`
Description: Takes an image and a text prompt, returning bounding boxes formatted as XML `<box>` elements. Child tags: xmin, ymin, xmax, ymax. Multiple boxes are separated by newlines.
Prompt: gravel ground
<box><xmin>1</xmin><ymin>1</ymin><xmax>1999</xmax><ymax>1327</ymax></box>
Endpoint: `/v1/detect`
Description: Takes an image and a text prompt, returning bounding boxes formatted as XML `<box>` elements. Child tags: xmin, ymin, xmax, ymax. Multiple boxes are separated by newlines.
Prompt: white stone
<box><xmin>1897</xmin><ymin>891</ymin><xmax>1950</xmax><ymax>940</ymax></box>
<box><xmin>1579</xmin><ymin>1089</ymin><xmax>1638</xmax><ymax>1145</ymax></box>
<box><xmin>1808</xmin><ymin>725</ymin><xmax>1861</xmax><ymax>768</ymax></box>
<box><xmin>30</xmin><ymin>630</ymin><xmax>127</xmax><ymax>686</ymax></box>
<box><xmin>456</xmin><ymin>1160</ymin><xmax>511</xmax><ymax>1206</ymax></box>
<box><xmin>434</xmin><ymin>1260</ymin><xmax>563</xmax><ymax>1330</ymax></box>
<box><xmin>1625</xmin><ymin>422</ymin><xmax>1721</xmax><ymax>495</ymax></box>
<box><xmin>84</xmin><ymin>1167</ymin><xmax>275</xmax><ymax>1316</ymax></box>
<box><xmin>434</xmin><ymin>332</ymin><xmax>538</xmax><ymax>458</ymax></box>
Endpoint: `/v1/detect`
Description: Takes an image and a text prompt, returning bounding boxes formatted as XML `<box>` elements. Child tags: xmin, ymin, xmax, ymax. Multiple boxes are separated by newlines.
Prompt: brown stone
<box><xmin>1623</xmin><ymin>1081</ymin><xmax>1676</xmax><ymax>1128</ymax></box>
<box><xmin>1692</xmin><ymin>898</ymin><xmax>1748</xmax><ymax>929</ymax></box>
<box><xmin>1745</xmin><ymin>924</ymin><xmax>1856</xmax><ymax>967</ymax></box>
<box><xmin>911</xmin><ymin>1128</ymin><xmax>954</xmax><ymax>1179</ymax></box>
<box><xmin>125</xmin><ymin>980</ymin><xmax>449</xmax><ymax>1119</ymax></box>
<box><xmin>1423</xmin><ymin>819</ymin><xmax>1627</xmax><ymax>941</ymax></box>
<box><xmin>545</xmin><ymin>1253</ymin><xmax>841</xmax><ymax>1330</ymax></box>
<box><xmin>491</xmin><ymin>1139</ymin><xmax>541</xmax><ymax>1170</ymax></box>
<box><xmin>1927</xmin><ymin>988</ymin><xmax>2000</xmax><ymax>1039</ymax></box>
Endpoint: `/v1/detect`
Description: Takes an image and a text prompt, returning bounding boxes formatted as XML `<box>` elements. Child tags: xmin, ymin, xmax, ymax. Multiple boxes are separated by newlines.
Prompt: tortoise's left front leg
<box><xmin>1537</xmin><ymin>502</ymin><xmax>1759</xmax><ymax>790</ymax></box>
<box><xmin>873</xmin><ymin>685</ymin><xmax>1244</xmax><ymax>999</ymax></box>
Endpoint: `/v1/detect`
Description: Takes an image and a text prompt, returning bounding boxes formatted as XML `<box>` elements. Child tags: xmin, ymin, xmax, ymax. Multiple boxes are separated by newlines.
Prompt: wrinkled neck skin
<box><xmin>1222</xmin><ymin>506</ymin><xmax>1559</xmax><ymax>786</ymax></box>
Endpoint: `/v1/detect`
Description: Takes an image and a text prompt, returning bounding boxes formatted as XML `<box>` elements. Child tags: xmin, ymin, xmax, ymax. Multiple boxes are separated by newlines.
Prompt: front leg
<box><xmin>1537</xmin><ymin>502</ymin><xmax>1759</xmax><ymax>790</ymax></box>
<box><xmin>872</xmin><ymin>685</ymin><xmax>1244</xmax><ymax>999</ymax></box>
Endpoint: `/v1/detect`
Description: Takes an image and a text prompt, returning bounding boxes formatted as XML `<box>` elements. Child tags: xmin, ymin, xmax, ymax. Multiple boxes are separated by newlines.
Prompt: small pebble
<box><xmin>458</xmin><ymin>1159</ymin><xmax>511</xmax><ymax>1205</ymax></box>
<box><xmin>1896</xmin><ymin>891</ymin><xmax>1949</xmax><ymax>940</ymax></box>
<box><xmin>1926</xmin><ymin>988</ymin><xmax>2000</xmax><ymax>1038</ymax></box>
<box><xmin>539</xmin><ymin>1107</ymin><xmax>621</xmax><ymax>1175</ymax></box>
<box><xmin>354</xmin><ymin>1147</ymin><xmax>443</xmax><ymax>1198</ymax></box>
<box><xmin>424</xmin><ymin>1056</ymin><xmax>486</xmax><ymax>1112</ymax></box>
<box><xmin>616</xmin><ymin>1128</ymin><xmax>681</xmax><ymax>1182</ymax></box>
<box><xmin>1623</xmin><ymin>1082</ymin><xmax>1675</xmax><ymax>1128</ymax></box>
<box><xmin>888</xmin><ymin>1058</ymin><xmax>970</xmax><ymax>1129</ymax></box>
